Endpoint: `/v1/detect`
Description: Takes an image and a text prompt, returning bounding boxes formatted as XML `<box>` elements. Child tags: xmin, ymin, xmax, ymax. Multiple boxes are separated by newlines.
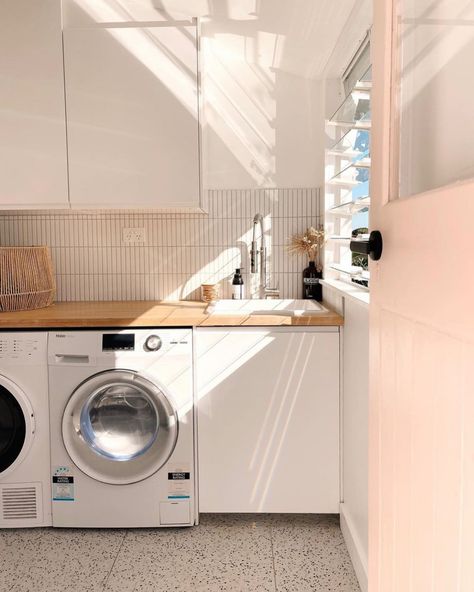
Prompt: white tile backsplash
<box><xmin>0</xmin><ymin>188</ymin><xmax>321</xmax><ymax>301</ymax></box>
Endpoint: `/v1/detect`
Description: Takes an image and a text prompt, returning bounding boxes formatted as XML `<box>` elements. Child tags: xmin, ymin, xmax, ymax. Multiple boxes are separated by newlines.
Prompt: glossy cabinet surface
<box><xmin>0</xmin><ymin>0</ymin><xmax>201</xmax><ymax>211</ymax></box>
<box><xmin>63</xmin><ymin>22</ymin><xmax>201</xmax><ymax>209</ymax></box>
<box><xmin>196</xmin><ymin>327</ymin><xmax>340</xmax><ymax>513</ymax></box>
<box><xmin>0</xmin><ymin>0</ymin><xmax>69</xmax><ymax>209</ymax></box>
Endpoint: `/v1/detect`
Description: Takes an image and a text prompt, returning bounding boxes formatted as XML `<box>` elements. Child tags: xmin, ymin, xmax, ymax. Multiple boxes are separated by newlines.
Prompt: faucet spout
<box><xmin>249</xmin><ymin>213</ymin><xmax>279</xmax><ymax>299</ymax></box>
<box><xmin>251</xmin><ymin>214</ymin><xmax>264</xmax><ymax>274</ymax></box>
<box><xmin>253</xmin><ymin>212</ymin><xmax>263</xmax><ymax>228</ymax></box>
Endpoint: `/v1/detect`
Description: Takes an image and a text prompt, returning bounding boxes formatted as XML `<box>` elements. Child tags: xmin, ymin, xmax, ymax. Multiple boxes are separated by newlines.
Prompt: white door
<box><xmin>370</xmin><ymin>1</ymin><xmax>474</xmax><ymax>590</ymax></box>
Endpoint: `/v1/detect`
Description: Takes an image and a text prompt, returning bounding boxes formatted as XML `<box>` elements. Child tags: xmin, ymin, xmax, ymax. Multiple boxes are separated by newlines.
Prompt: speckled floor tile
<box><xmin>104</xmin><ymin>514</ymin><xmax>275</xmax><ymax>592</ymax></box>
<box><xmin>0</xmin><ymin>529</ymin><xmax>45</xmax><ymax>591</ymax></box>
<box><xmin>0</xmin><ymin>515</ymin><xmax>360</xmax><ymax>592</ymax></box>
<box><xmin>8</xmin><ymin>528</ymin><xmax>126</xmax><ymax>592</ymax></box>
<box><xmin>270</xmin><ymin>515</ymin><xmax>360</xmax><ymax>591</ymax></box>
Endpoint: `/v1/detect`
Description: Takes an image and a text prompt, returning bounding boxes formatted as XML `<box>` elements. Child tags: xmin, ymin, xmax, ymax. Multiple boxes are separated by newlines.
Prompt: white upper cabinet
<box><xmin>62</xmin><ymin>3</ymin><xmax>202</xmax><ymax>209</ymax></box>
<box><xmin>0</xmin><ymin>0</ymin><xmax>69</xmax><ymax>209</ymax></box>
<box><xmin>0</xmin><ymin>0</ymin><xmax>201</xmax><ymax>211</ymax></box>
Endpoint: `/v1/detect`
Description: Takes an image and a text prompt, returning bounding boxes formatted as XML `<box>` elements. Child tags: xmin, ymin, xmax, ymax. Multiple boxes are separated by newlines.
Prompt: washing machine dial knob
<box><xmin>144</xmin><ymin>335</ymin><xmax>162</xmax><ymax>352</ymax></box>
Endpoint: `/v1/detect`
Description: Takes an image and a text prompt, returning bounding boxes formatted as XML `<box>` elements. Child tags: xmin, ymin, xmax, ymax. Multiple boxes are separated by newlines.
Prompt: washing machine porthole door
<box><xmin>62</xmin><ymin>370</ymin><xmax>178</xmax><ymax>485</ymax></box>
<box><xmin>80</xmin><ymin>383</ymin><xmax>159</xmax><ymax>461</ymax></box>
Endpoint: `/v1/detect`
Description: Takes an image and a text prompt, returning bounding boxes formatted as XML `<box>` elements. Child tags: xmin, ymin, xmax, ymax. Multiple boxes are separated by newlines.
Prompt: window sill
<box><xmin>321</xmin><ymin>279</ymin><xmax>370</xmax><ymax>308</ymax></box>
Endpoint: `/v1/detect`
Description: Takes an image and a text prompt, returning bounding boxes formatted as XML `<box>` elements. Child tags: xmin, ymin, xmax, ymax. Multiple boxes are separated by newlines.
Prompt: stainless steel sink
<box><xmin>205</xmin><ymin>299</ymin><xmax>324</xmax><ymax>317</ymax></box>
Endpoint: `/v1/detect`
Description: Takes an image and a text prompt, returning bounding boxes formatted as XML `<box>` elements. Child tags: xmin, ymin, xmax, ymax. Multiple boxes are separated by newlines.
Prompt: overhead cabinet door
<box><xmin>0</xmin><ymin>0</ymin><xmax>69</xmax><ymax>209</ymax></box>
<box><xmin>63</xmin><ymin>23</ymin><xmax>201</xmax><ymax>209</ymax></box>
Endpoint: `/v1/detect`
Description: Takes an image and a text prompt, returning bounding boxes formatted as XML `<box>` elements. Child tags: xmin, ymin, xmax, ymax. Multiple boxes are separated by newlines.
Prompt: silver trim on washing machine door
<box><xmin>62</xmin><ymin>370</ymin><xmax>178</xmax><ymax>485</ymax></box>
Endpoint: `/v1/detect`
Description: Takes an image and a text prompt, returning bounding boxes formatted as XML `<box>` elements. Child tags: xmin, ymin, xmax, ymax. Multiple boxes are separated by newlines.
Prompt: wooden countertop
<box><xmin>0</xmin><ymin>300</ymin><xmax>344</xmax><ymax>329</ymax></box>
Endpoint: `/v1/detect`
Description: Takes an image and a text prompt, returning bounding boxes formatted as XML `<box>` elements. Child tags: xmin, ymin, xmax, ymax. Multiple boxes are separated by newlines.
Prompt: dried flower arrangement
<box><xmin>287</xmin><ymin>226</ymin><xmax>325</xmax><ymax>271</ymax></box>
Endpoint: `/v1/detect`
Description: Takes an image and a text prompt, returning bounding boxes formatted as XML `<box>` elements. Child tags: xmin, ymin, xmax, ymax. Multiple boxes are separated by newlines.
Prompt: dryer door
<box><xmin>0</xmin><ymin>377</ymin><xmax>34</xmax><ymax>477</ymax></box>
<box><xmin>62</xmin><ymin>370</ymin><xmax>178</xmax><ymax>485</ymax></box>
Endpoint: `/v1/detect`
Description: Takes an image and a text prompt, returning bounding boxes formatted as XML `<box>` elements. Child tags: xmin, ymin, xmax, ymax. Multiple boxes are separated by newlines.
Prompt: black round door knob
<box><xmin>350</xmin><ymin>230</ymin><xmax>383</xmax><ymax>261</ymax></box>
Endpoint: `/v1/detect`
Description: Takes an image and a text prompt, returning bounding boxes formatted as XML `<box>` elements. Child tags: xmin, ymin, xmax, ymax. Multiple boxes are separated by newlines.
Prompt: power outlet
<box><xmin>122</xmin><ymin>227</ymin><xmax>146</xmax><ymax>244</ymax></box>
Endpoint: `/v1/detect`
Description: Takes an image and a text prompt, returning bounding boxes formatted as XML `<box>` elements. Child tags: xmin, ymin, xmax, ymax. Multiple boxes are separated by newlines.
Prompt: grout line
<box><xmin>102</xmin><ymin>530</ymin><xmax>128</xmax><ymax>591</ymax></box>
<box><xmin>270</xmin><ymin>522</ymin><xmax>279</xmax><ymax>592</ymax></box>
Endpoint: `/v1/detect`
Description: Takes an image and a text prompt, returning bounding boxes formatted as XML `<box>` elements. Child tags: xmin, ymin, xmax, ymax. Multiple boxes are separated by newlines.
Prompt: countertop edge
<box><xmin>0</xmin><ymin>300</ymin><xmax>344</xmax><ymax>329</ymax></box>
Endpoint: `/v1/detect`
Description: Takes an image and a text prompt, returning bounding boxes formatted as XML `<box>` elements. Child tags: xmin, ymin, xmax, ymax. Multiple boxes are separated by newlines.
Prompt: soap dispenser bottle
<box><xmin>303</xmin><ymin>261</ymin><xmax>323</xmax><ymax>301</ymax></box>
<box><xmin>232</xmin><ymin>268</ymin><xmax>245</xmax><ymax>300</ymax></box>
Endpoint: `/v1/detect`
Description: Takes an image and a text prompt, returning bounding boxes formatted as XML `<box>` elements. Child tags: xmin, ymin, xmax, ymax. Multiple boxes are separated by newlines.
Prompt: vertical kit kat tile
<box><xmin>0</xmin><ymin>188</ymin><xmax>322</xmax><ymax>301</ymax></box>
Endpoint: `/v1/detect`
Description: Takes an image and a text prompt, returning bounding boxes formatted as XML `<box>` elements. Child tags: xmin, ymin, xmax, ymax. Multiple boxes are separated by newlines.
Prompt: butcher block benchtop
<box><xmin>0</xmin><ymin>301</ymin><xmax>343</xmax><ymax>329</ymax></box>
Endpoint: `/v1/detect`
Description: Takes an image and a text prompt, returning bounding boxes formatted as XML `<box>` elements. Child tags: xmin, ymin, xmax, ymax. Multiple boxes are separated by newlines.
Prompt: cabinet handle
<box><xmin>350</xmin><ymin>230</ymin><xmax>383</xmax><ymax>261</ymax></box>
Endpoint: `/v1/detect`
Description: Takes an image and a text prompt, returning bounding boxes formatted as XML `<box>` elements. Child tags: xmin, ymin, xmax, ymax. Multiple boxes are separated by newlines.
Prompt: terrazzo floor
<box><xmin>0</xmin><ymin>514</ymin><xmax>360</xmax><ymax>592</ymax></box>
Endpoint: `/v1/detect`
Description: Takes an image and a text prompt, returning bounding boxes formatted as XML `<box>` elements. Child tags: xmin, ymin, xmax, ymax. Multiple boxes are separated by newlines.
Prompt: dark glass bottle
<box><xmin>303</xmin><ymin>261</ymin><xmax>322</xmax><ymax>301</ymax></box>
<box><xmin>232</xmin><ymin>268</ymin><xmax>245</xmax><ymax>300</ymax></box>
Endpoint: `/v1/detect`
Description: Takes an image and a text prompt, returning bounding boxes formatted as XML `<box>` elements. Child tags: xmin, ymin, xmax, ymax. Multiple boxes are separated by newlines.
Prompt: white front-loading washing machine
<box><xmin>0</xmin><ymin>332</ymin><xmax>51</xmax><ymax>528</ymax></box>
<box><xmin>48</xmin><ymin>328</ymin><xmax>195</xmax><ymax>528</ymax></box>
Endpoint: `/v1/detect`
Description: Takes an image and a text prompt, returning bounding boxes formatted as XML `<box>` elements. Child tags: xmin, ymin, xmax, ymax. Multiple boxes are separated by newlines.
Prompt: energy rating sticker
<box><xmin>52</xmin><ymin>466</ymin><xmax>75</xmax><ymax>501</ymax></box>
<box><xmin>168</xmin><ymin>465</ymin><xmax>191</xmax><ymax>499</ymax></box>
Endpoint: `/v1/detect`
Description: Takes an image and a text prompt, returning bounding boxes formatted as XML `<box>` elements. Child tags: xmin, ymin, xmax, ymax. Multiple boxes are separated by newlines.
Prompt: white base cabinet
<box><xmin>196</xmin><ymin>327</ymin><xmax>340</xmax><ymax>513</ymax></box>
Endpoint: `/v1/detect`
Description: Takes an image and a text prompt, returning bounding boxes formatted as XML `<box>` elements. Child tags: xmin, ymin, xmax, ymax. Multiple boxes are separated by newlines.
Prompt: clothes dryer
<box><xmin>0</xmin><ymin>332</ymin><xmax>51</xmax><ymax>528</ymax></box>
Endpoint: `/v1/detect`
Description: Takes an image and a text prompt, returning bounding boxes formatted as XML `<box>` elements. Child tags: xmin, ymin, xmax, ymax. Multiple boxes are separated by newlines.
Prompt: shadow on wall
<box><xmin>0</xmin><ymin>0</ymin><xmax>337</xmax><ymax>302</ymax></box>
<box><xmin>0</xmin><ymin>189</ymin><xmax>320</xmax><ymax>301</ymax></box>
<box><xmin>65</xmin><ymin>0</ymin><xmax>344</xmax><ymax>189</ymax></box>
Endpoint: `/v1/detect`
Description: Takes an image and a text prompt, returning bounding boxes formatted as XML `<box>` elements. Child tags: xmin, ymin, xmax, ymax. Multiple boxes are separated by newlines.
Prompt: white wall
<box><xmin>341</xmin><ymin>297</ymin><xmax>369</xmax><ymax>591</ymax></box>
<box><xmin>319</xmin><ymin>283</ymin><xmax>369</xmax><ymax>590</ymax></box>
<box><xmin>201</xmin><ymin>36</ymin><xmax>325</xmax><ymax>188</ymax></box>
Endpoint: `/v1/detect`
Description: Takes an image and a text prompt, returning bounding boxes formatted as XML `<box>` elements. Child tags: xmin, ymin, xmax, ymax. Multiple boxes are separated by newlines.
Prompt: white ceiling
<box><xmin>150</xmin><ymin>0</ymin><xmax>370</xmax><ymax>78</ymax></box>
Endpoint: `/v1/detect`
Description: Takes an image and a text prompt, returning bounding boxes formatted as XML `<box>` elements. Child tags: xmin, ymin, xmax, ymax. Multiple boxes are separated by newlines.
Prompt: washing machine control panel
<box><xmin>102</xmin><ymin>333</ymin><xmax>135</xmax><ymax>351</ymax></box>
<box><xmin>0</xmin><ymin>335</ymin><xmax>43</xmax><ymax>364</ymax></box>
<box><xmin>48</xmin><ymin>330</ymin><xmax>191</xmax><ymax>362</ymax></box>
<box><xmin>101</xmin><ymin>334</ymin><xmax>164</xmax><ymax>352</ymax></box>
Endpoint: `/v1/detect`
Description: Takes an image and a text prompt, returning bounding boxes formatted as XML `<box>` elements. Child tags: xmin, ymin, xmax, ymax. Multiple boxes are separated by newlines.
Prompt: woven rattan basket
<box><xmin>0</xmin><ymin>247</ymin><xmax>56</xmax><ymax>312</ymax></box>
